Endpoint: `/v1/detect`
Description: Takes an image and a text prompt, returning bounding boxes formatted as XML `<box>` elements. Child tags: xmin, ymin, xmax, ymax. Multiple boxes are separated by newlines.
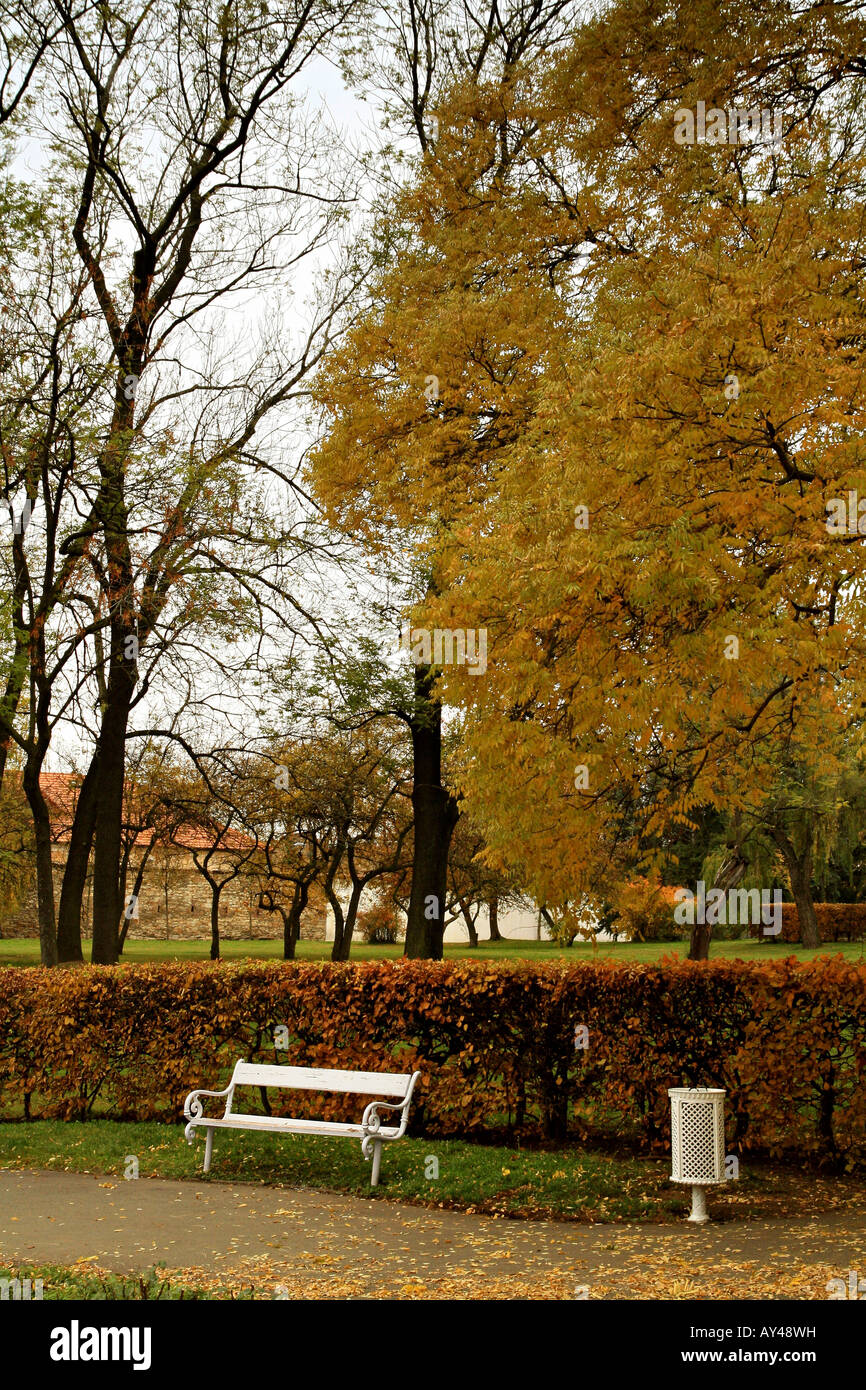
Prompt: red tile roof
<box><xmin>38</xmin><ymin>772</ymin><xmax>254</xmax><ymax>851</ymax></box>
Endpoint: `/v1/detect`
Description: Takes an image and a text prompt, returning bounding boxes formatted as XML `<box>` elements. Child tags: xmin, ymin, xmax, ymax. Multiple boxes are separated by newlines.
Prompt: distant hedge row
<box><xmin>1</xmin><ymin>958</ymin><xmax>864</xmax><ymax>1165</ymax></box>
<box><xmin>748</xmin><ymin>902</ymin><xmax>866</xmax><ymax>942</ymax></box>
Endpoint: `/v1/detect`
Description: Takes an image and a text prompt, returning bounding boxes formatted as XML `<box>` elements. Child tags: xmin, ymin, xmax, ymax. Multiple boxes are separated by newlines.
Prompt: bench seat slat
<box><xmin>231</xmin><ymin>1064</ymin><xmax>411</xmax><ymax>1097</ymax></box>
<box><xmin>197</xmin><ymin>1113</ymin><xmax>400</xmax><ymax>1140</ymax></box>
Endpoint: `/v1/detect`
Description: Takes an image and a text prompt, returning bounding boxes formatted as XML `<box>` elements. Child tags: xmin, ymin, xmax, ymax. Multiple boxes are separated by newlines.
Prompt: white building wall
<box><xmin>444</xmin><ymin>902</ymin><xmax>543</xmax><ymax>942</ymax></box>
<box><xmin>323</xmin><ymin>897</ymin><xmax>547</xmax><ymax>943</ymax></box>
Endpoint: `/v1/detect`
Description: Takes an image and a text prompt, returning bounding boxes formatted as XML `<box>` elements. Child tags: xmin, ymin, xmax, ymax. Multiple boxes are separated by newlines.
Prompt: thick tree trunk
<box><xmin>404</xmin><ymin>665</ymin><xmax>459</xmax><ymax>959</ymax></box>
<box><xmin>89</xmin><ymin>369</ymin><xmax>139</xmax><ymax>965</ymax></box>
<box><xmin>22</xmin><ymin>763</ymin><xmax>57</xmax><ymax>967</ymax></box>
<box><xmin>283</xmin><ymin>880</ymin><xmax>309</xmax><ymax>961</ymax></box>
<box><xmin>689</xmin><ymin>914</ymin><xmax>712</xmax><ymax>963</ymax></box>
<box><xmin>56</xmin><ymin>758</ymin><xmax>99</xmax><ymax>963</ymax></box>
<box><xmin>283</xmin><ymin>906</ymin><xmax>301</xmax><ymax>959</ymax></box>
<box><xmin>488</xmin><ymin>892</ymin><xmax>502</xmax><ymax>941</ymax></box>
<box><xmin>774</xmin><ymin>832</ymin><xmax>819</xmax><ymax>948</ymax></box>
<box><xmin>688</xmin><ymin>851</ymin><xmax>747</xmax><ymax>961</ymax></box>
<box><xmin>689</xmin><ymin>921</ymin><xmax>711</xmax><ymax>959</ymax></box>
<box><xmin>90</xmin><ymin>674</ymin><xmax>134</xmax><ymax>964</ymax></box>
<box><xmin>210</xmin><ymin>882</ymin><xmax>222</xmax><ymax>961</ymax></box>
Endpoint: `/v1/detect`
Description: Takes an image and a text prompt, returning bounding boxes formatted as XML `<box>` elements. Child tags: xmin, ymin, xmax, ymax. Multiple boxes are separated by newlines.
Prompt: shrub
<box><xmin>1</xmin><ymin>957</ymin><xmax>865</xmax><ymax>1165</ymax></box>
<box><xmin>357</xmin><ymin>902</ymin><xmax>403</xmax><ymax>945</ymax></box>
<box><xmin>612</xmin><ymin>877</ymin><xmax>682</xmax><ymax>941</ymax></box>
<box><xmin>748</xmin><ymin>902</ymin><xmax>866</xmax><ymax>943</ymax></box>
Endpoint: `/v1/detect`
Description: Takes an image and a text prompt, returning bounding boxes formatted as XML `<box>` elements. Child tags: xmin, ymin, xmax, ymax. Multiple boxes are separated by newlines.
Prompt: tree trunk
<box><xmin>286</xmin><ymin>906</ymin><xmax>300</xmax><ymax>961</ymax></box>
<box><xmin>404</xmin><ymin>665</ymin><xmax>459</xmax><ymax>959</ymax></box>
<box><xmin>118</xmin><ymin>840</ymin><xmax>154</xmax><ymax>954</ymax></box>
<box><xmin>326</xmin><ymin>889</ymin><xmax>345</xmax><ymax>960</ymax></box>
<box><xmin>283</xmin><ymin>880</ymin><xmax>310</xmax><ymax>960</ymax></box>
<box><xmin>0</xmin><ymin>519</ymin><xmax>31</xmax><ymax>795</ymax></box>
<box><xmin>540</xmin><ymin>905</ymin><xmax>557</xmax><ymax>940</ymax></box>
<box><xmin>90</xmin><ymin>672</ymin><xmax>134</xmax><ymax>964</ymax></box>
<box><xmin>774</xmin><ymin>831</ymin><xmax>819</xmax><ymax>948</ymax></box>
<box><xmin>791</xmin><ymin>864</ymin><xmax>820</xmax><ymax>950</ymax></box>
<box><xmin>688</xmin><ymin>851</ymin><xmax>747</xmax><ymax>961</ymax></box>
<box><xmin>56</xmin><ymin>758</ymin><xmax>100</xmax><ymax>963</ymax></box>
<box><xmin>0</xmin><ymin>652</ymin><xmax>27</xmax><ymax>797</ymax></box>
<box><xmin>21</xmin><ymin>631</ymin><xmax>57</xmax><ymax>966</ymax></box>
<box><xmin>332</xmin><ymin>879</ymin><xmax>362</xmax><ymax>961</ymax></box>
<box><xmin>89</xmin><ymin>383</ymin><xmax>139</xmax><ymax>966</ymax></box>
<box><xmin>22</xmin><ymin>763</ymin><xmax>57</xmax><ymax>967</ymax></box>
<box><xmin>210</xmin><ymin>881</ymin><xmax>222</xmax><ymax>961</ymax></box>
<box><xmin>458</xmin><ymin>896</ymin><xmax>478</xmax><ymax>947</ymax></box>
<box><xmin>117</xmin><ymin>839</ymin><xmax>133</xmax><ymax>949</ymax></box>
<box><xmin>319</xmin><ymin>835</ymin><xmax>346</xmax><ymax>960</ymax></box>
<box><xmin>488</xmin><ymin>892</ymin><xmax>502</xmax><ymax>941</ymax></box>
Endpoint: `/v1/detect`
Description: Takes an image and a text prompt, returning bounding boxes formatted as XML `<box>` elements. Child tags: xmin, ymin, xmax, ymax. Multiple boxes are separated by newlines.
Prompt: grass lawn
<box><xmin>1</xmin><ymin>1118</ymin><xmax>861</xmax><ymax>1229</ymax></box>
<box><xmin>2</xmin><ymin>936</ymin><xmax>864</xmax><ymax>966</ymax></box>
<box><xmin>0</xmin><ymin>1118</ymin><xmax>682</xmax><ymax>1223</ymax></box>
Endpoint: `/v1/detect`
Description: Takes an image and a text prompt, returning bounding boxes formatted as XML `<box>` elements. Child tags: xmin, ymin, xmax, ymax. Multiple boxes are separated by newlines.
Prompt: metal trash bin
<box><xmin>668</xmin><ymin>1086</ymin><xmax>726</xmax><ymax>1223</ymax></box>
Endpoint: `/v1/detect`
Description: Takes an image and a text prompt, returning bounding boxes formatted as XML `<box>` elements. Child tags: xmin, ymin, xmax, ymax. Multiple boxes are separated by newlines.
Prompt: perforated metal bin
<box><xmin>668</xmin><ymin>1087</ymin><xmax>726</xmax><ymax>1222</ymax></box>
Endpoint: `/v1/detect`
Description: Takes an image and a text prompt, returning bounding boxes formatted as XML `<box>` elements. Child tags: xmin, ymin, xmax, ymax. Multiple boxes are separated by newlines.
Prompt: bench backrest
<box><xmin>230</xmin><ymin>1061</ymin><xmax>413</xmax><ymax>1098</ymax></box>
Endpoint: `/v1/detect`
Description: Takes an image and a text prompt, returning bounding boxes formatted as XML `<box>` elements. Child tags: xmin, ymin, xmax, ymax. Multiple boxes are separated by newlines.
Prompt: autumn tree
<box><xmin>700</xmin><ymin>736</ymin><xmax>866</xmax><ymax>952</ymax></box>
<box><xmin>328</xmin><ymin>730</ymin><xmax>413</xmax><ymax>960</ymax></box>
<box><xmin>0</xmin><ymin>766</ymin><xmax>34</xmax><ymax>933</ymax></box>
<box><xmin>445</xmin><ymin>812</ymin><xmax>527</xmax><ymax>945</ymax></box>
<box><xmin>278</xmin><ymin>723</ymin><xmax>412</xmax><ymax>961</ymax></box>
<box><xmin>0</xmin><ymin>172</ymin><xmax>112</xmax><ymax>963</ymax></box>
<box><xmin>245</xmin><ymin>745</ymin><xmax>331</xmax><ymax>959</ymax></box>
<box><xmin>4</xmin><ymin>0</ymin><xmax>366</xmax><ymax>965</ymax></box>
<box><xmin>116</xmin><ymin>744</ymin><xmax>193</xmax><ymax>954</ymax></box>
<box><xmin>314</xmin><ymin>0</ymin><xmax>866</xmax><ymax>948</ymax></box>
<box><xmin>160</xmin><ymin>761</ymin><xmax>260</xmax><ymax>962</ymax></box>
<box><xmin>313</xmin><ymin>0</ymin><xmax>581</xmax><ymax>958</ymax></box>
<box><xmin>0</xmin><ymin>0</ymin><xmax>58</xmax><ymax>125</ymax></box>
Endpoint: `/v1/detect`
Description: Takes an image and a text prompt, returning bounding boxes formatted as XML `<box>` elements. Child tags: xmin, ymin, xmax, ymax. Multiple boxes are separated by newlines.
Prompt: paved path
<box><xmin>2</xmin><ymin>1169</ymin><xmax>864</xmax><ymax>1299</ymax></box>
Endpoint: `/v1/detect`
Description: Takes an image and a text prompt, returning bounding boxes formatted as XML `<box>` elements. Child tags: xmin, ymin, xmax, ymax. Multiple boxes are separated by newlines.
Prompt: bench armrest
<box><xmin>183</xmin><ymin>1083</ymin><xmax>234</xmax><ymax>1123</ymax></box>
<box><xmin>361</xmin><ymin>1071</ymin><xmax>421</xmax><ymax>1140</ymax></box>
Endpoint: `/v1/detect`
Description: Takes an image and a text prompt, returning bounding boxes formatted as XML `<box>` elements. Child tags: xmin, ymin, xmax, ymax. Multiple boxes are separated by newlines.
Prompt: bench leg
<box><xmin>370</xmin><ymin>1138</ymin><xmax>382</xmax><ymax>1188</ymax></box>
<box><xmin>203</xmin><ymin>1128</ymin><xmax>215</xmax><ymax>1174</ymax></box>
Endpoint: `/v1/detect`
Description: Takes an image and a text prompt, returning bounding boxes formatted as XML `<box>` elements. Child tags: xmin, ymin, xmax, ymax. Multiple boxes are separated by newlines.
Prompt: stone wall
<box><xmin>0</xmin><ymin>846</ymin><xmax>326</xmax><ymax>942</ymax></box>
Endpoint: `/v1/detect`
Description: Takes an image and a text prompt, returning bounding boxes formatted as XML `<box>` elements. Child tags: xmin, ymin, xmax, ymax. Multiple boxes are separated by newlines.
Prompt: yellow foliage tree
<box><xmin>313</xmin><ymin>0</ymin><xmax>866</xmax><ymax>952</ymax></box>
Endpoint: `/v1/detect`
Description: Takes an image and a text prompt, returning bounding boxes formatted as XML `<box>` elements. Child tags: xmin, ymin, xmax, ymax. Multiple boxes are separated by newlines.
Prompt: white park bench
<box><xmin>183</xmin><ymin>1060</ymin><xmax>421</xmax><ymax>1187</ymax></box>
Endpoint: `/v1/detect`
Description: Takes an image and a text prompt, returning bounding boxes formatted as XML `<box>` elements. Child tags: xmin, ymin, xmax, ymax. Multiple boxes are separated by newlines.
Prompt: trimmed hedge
<box><xmin>748</xmin><ymin>902</ymin><xmax>866</xmax><ymax>943</ymax></box>
<box><xmin>1</xmin><ymin>958</ymin><xmax>865</xmax><ymax>1165</ymax></box>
